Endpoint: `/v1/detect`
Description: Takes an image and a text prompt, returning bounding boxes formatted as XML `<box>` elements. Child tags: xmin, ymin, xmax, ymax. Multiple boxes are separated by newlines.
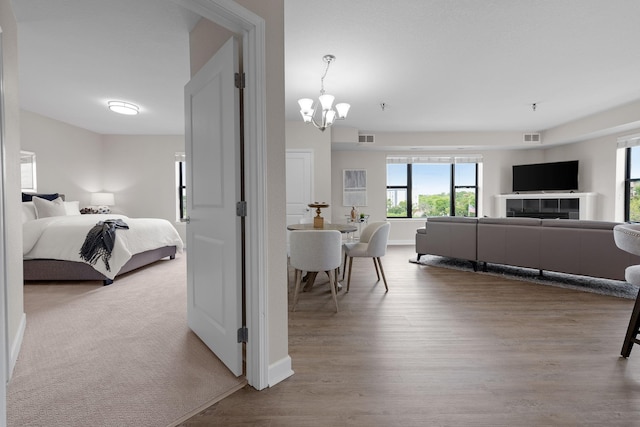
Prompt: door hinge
<box><xmin>236</xmin><ymin>201</ymin><xmax>247</xmax><ymax>217</ymax></box>
<box><xmin>235</xmin><ymin>72</ymin><xmax>245</xmax><ymax>89</ymax></box>
<box><xmin>237</xmin><ymin>326</ymin><xmax>248</xmax><ymax>343</ymax></box>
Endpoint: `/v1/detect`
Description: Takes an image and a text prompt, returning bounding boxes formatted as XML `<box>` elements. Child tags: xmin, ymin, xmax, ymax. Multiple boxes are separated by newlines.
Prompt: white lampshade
<box><xmin>300</xmin><ymin>111</ymin><xmax>313</xmax><ymax>123</ymax></box>
<box><xmin>298</xmin><ymin>98</ymin><xmax>314</xmax><ymax>111</ymax></box>
<box><xmin>335</xmin><ymin>103</ymin><xmax>351</xmax><ymax>119</ymax></box>
<box><xmin>91</xmin><ymin>192</ymin><xmax>115</xmax><ymax>206</ymax></box>
<box><xmin>319</xmin><ymin>94</ymin><xmax>335</xmax><ymax>111</ymax></box>
<box><xmin>325</xmin><ymin>110</ymin><xmax>336</xmax><ymax>126</ymax></box>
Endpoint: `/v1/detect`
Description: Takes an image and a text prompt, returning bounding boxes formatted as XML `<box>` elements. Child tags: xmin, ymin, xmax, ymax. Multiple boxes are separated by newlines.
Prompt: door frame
<box><xmin>0</xmin><ymin>26</ymin><xmax>10</xmax><ymax>423</ymax></box>
<box><xmin>176</xmin><ymin>0</ymin><xmax>269</xmax><ymax>390</ymax></box>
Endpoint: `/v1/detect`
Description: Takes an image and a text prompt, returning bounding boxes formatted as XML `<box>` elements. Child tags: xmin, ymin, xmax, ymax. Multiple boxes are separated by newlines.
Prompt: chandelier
<box><xmin>298</xmin><ymin>54</ymin><xmax>350</xmax><ymax>132</ymax></box>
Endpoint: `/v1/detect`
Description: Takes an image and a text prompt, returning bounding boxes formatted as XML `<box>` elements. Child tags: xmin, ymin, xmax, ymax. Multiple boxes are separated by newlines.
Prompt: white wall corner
<box><xmin>268</xmin><ymin>355</ymin><xmax>294</xmax><ymax>387</ymax></box>
<box><xmin>9</xmin><ymin>313</ymin><xmax>25</xmax><ymax>380</ymax></box>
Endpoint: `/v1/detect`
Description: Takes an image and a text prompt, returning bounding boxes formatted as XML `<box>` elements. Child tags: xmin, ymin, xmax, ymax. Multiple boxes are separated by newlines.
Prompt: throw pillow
<box><xmin>33</xmin><ymin>196</ymin><xmax>67</xmax><ymax>218</ymax></box>
<box><xmin>64</xmin><ymin>201</ymin><xmax>81</xmax><ymax>216</ymax></box>
<box><xmin>21</xmin><ymin>202</ymin><xmax>37</xmax><ymax>223</ymax></box>
<box><xmin>22</xmin><ymin>192</ymin><xmax>59</xmax><ymax>202</ymax></box>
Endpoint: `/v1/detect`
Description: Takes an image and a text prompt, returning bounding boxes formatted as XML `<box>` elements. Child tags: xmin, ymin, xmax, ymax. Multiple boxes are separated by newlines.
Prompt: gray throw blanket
<box><xmin>79</xmin><ymin>219</ymin><xmax>129</xmax><ymax>271</ymax></box>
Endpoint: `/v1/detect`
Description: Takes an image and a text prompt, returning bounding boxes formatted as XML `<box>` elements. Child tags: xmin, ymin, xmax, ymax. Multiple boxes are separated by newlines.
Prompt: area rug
<box><xmin>410</xmin><ymin>255</ymin><xmax>639</xmax><ymax>300</ymax></box>
<box><xmin>7</xmin><ymin>253</ymin><xmax>246</xmax><ymax>427</ymax></box>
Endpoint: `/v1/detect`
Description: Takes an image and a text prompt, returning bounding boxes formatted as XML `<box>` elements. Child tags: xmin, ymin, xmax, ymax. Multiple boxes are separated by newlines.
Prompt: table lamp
<box><xmin>90</xmin><ymin>192</ymin><xmax>115</xmax><ymax>214</ymax></box>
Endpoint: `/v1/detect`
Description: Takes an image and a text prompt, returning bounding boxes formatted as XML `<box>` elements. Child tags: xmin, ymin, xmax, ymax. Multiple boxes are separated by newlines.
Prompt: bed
<box><xmin>22</xmin><ymin>194</ymin><xmax>184</xmax><ymax>285</ymax></box>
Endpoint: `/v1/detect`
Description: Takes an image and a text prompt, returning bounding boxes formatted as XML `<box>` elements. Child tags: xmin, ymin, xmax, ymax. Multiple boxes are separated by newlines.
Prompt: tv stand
<box><xmin>495</xmin><ymin>192</ymin><xmax>596</xmax><ymax>220</ymax></box>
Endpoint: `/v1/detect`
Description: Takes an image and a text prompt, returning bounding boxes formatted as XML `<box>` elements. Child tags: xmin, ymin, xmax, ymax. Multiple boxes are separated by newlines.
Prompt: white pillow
<box><xmin>21</xmin><ymin>202</ymin><xmax>37</xmax><ymax>223</ymax></box>
<box><xmin>64</xmin><ymin>201</ymin><xmax>81</xmax><ymax>216</ymax></box>
<box><xmin>33</xmin><ymin>196</ymin><xmax>67</xmax><ymax>218</ymax></box>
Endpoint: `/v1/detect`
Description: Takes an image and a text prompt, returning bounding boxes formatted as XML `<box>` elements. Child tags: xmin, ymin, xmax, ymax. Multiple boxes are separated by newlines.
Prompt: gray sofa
<box><xmin>415</xmin><ymin>216</ymin><xmax>640</xmax><ymax>281</ymax></box>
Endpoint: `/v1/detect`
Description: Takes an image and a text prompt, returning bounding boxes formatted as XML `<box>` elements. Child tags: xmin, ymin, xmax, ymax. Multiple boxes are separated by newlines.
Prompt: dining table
<box><xmin>286</xmin><ymin>223</ymin><xmax>358</xmax><ymax>233</ymax></box>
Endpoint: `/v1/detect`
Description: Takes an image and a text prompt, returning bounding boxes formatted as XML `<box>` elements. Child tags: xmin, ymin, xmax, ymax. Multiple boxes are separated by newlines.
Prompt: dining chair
<box><xmin>289</xmin><ymin>230</ymin><xmax>342</xmax><ymax>312</ymax></box>
<box><xmin>614</xmin><ymin>223</ymin><xmax>640</xmax><ymax>357</ymax></box>
<box><xmin>342</xmin><ymin>221</ymin><xmax>391</xmax><ymax>293</ymax></box>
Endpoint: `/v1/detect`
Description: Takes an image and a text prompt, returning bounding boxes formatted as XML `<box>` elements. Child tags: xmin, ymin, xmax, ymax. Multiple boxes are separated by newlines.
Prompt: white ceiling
<box><xmin>11</xmin><ymin>0</ymin><xmax>640</xmax><ymax>136</ymax></box>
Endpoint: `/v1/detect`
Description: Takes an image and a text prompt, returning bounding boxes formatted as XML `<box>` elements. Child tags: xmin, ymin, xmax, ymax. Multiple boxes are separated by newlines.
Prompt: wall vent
<box><xmin>358</xmin><ymin>134</ymin><xmax>375</xmax><ymax>144</ymax></box>
<box><xmin>523</xmin><ymin>133</ymin><xmax>541</xmax><ymax>143</ymax></box>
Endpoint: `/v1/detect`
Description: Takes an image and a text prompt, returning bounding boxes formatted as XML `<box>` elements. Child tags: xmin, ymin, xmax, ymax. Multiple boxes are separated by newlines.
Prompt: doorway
<box><xmin>1</xmin><ymin>1</ymin><xmax>272</xmax><ymax>422</ymax></box>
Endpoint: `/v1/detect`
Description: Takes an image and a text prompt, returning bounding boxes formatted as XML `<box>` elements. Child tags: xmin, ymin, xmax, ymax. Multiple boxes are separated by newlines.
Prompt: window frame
<box><xmin>386</xmin><ymin>163</ymin><xmax>412</xmax><ymax>218</ymax></box>
<box><xmin>386</xmin><ymin>161</ymin><xmax>479</xmax><ymax>219</ymax></box>
<box><xmin>176</xmin><ymin>153</ymin><xmax>186</xmax><ymax>221</ymax></box>
<box><xmin>625</xmin><ymin>146</ymin><xmax>640</xmax><ymax>221</ymax></box>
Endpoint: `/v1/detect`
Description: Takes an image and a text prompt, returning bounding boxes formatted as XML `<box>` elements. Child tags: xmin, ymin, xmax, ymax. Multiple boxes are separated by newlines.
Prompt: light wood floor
<box><xmin>182</xmin><ymin>245</ymin><xmax>640</xmax><ymax>426</ymax></box>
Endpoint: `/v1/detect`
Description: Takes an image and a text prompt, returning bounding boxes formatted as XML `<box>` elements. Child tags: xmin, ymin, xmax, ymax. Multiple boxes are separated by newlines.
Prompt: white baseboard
<box><xmin>388</xmin><ymin>240</ymin><xmax>414</xmax><ymax>245</ymax></box>
<box><xmin>9</xmin><ymin>312</ymin><xmax>26</xmax><ymax>380</ymax></box>
<box><xmin>268</xmin><ymin>355</ymin><xmax>294</xmax><ymax>387</ymax></box>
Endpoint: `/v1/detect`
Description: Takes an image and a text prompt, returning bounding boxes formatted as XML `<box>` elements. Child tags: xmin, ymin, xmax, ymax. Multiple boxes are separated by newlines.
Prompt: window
<box><xmin>175</xmin><ymin>152</ymin><xmax>186</xmax><ymax>221</ymax></box>
<box><xmin>625</xmin><ymin>145</ymin><xmax>640</xmax><ymax>221</ymax></box>
<box><xmin>20</xmin><ymin>151</ymin><xmax>37</xmax><ymax>192</ymax></box>
<box><xmin>386</xmin><ymin>155</ymin><xmax>480</xmax><ymax>218</ymax></box>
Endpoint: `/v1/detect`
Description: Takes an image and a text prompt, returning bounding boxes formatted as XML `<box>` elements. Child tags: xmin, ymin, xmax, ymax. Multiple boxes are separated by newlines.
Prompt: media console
<box><xmin>495</xmin><ymin>192</ymin><xmax>597</xmax><ymax>220</ymax></box>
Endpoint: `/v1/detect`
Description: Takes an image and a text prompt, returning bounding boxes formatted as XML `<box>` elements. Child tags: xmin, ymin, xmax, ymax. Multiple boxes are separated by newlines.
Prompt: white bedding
<box><xmin>23</xmin><ymin>214</ymin><xmax>184</xmax><ymax>279</ymax></box>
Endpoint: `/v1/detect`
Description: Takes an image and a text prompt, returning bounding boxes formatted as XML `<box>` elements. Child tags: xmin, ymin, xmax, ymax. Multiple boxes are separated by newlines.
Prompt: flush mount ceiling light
<box><xmin>108</xmin><ymin>100</ymin><xmax>139</xmax><ymax>115</ymax></box>
<box><xmin>298</xmin><ymin>54</ymin><xmax>350</xmax><ymax>132</ymax></box>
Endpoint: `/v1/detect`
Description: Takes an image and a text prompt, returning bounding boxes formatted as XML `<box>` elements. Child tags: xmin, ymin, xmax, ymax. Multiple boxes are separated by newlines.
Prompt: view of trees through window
<box><xmin>176</xmin><ymin>157</ymin><xmax>187</xmax><ymax>221</ymax></box>
<box><xmin>626</xmin><ymin>146</ymin><xmax>640</xmax><ymax>221</ymax></box>
<box><xmin>387</xmin><ymin>161</ymin><xmax>478</xmax><ymax>218</ymax></box>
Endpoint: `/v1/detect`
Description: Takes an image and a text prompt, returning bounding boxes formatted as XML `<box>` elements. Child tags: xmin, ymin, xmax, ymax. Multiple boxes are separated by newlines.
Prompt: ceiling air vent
<box><xmin>523</xmin><ymin>133</ymin><xmax>541</xmax><ymax>143</ymax></box>
<box><xmin>358</xmin><ymin>134</ymin><xmax>375</xmax><ymax>145</ymax></box>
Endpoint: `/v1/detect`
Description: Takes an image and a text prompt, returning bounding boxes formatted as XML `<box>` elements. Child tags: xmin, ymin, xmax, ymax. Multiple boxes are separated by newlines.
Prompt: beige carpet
<box><xmin>7</xmin><ymin>253</ymin><xmax>246</xmax><ymax>427</ymax></box>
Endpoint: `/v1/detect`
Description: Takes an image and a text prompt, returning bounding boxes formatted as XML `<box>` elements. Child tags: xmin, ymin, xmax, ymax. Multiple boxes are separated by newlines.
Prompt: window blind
<box><xmin>386</xmin><ymin>154</ymin><xmax>483</xmax><ymax>164</ymax></box>
<box><xmin>617</xmin><ymin>133</ymin><xmax>640</xmax><ymax>149</ymax></box>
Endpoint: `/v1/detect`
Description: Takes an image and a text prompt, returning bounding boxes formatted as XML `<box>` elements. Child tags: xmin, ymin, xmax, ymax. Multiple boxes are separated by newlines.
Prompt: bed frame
<box><xmin>23</xmin><ymin>246</ymin><xmax>177</xmax><ymax>285</ymax></box>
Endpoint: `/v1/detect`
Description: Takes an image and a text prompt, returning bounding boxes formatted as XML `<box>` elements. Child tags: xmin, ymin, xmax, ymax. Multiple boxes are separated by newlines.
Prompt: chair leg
<box><xmin>347</xmin><ymin>256</ymin><xmax>353</xmax><ymax>293</ymax></box>
<box><xmin>622</xmin><ymin>289</ymin><xmax>640</xmax><ymax>357</ymax></box>
<box><xmin>327</xmin><ymin>269</ymin><xmax>339</xmax><ymax>313</ymax></box>
<box><xmin>376</xmin><ymin>257</ymin><xmax>388</xmax><ymax>292</ymax></box>
<box><xmin>342</xmin><ymin>252</ymin><xmax>347</xmax><ymax>280</ymax></box>
<box><xmin>303</xmin><ymin>271</ymin><xmax>318</xmax><ymax>292</ymax></box>
<box><xmin>373</xmin><ymin>258</ymin><xmax>380</xmax><ymax>280</ymax></box>
<box><xmin>292</xmin><ymin>269</ymin><xmax>303</xmax><ymax>311</ymax></box>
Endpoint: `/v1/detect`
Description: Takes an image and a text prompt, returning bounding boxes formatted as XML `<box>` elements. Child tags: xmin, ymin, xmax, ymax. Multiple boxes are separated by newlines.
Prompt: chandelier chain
<box><xmin>319</xmin><ymin>58</ymin><xmax>332</xmax><ymax>95</ymax></box>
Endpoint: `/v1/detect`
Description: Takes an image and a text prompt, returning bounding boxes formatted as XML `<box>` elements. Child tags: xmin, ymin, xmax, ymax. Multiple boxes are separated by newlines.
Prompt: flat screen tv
<box><xmin>512</xmin><ymin>160</ymin><xmax>579</xmax><ymax>192</ymax></box>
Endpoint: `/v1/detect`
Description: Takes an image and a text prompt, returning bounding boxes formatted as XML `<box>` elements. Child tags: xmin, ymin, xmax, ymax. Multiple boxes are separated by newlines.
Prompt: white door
<box><xmin>185</xmin><ymin>37</ymin><xmax>243</xmax><ymax>376</ymax></box>
<box><xmin>286</xmin><ymin>150</ymin><xmax>313</xmax><ymax>226</ymax></box>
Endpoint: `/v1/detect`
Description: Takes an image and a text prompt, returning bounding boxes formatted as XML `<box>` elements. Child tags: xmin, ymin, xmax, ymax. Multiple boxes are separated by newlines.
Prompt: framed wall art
<box><xmin>343</xmin><ymin>169</ymin><xmax>367</xmax><ymax>206</ymax></box>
